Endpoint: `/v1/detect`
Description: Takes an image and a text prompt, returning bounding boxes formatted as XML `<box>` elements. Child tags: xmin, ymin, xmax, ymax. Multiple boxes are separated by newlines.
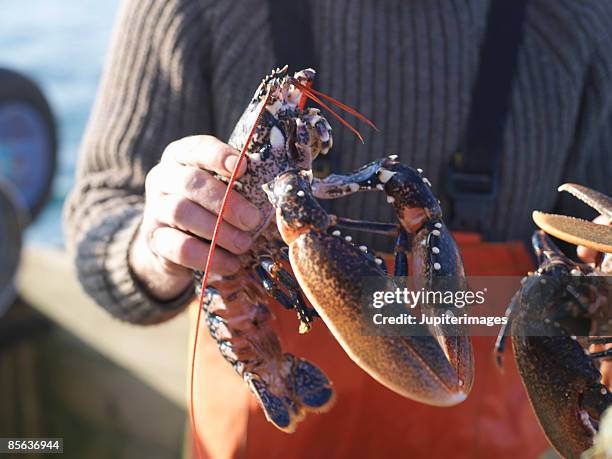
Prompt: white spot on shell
<box><xmin>349</xmin><ymin>183</ymin><xmax>360</xmax><ymax>192</ymax></box>
<box><xmin>332</xmin><ymin>230</ymin><xmax>341</xmax><ymax>237</ymax></box>
<box><xmin>270</xmin><ymin>126</ymin><xmax>284</xmax><ymax>149</ymax></box>
<box><xmin>359</xmin><ymin>245</ymin><xmax>367</xmax><ymax>252</ymax></box>
<box><xmin>345</xmin><ymin>236</ymin><xmax>352</xmax><ymax>242</ymax></box>
<box><xmin>432</xmin><ymin>230</ymin><xmax>441</xmax><ymax>236</ymax></box>
<box><xmin>375</xmin><ymin>258</ymin><xmax>383</xmax><ymax>265</ymax></box>
<box><xmin>434</xmin><ymin>222</ymin><xmax>442</xmax><ymax>229</ymax></box>
<box><xmin>388</xmin><ymin>154</ymin><xmax>398</xmax><ymax>160</ymax></box>
<box><xmin>387</xmin><ymin>196</ymin><xmax>395</xmax><ymax>204</ymax></box>
<box><xmin>376</xmin><ymin>184</ymin><xmax>384</xmax><ymax>190</ymax></box>
<box><xmin>422</xmin><ymin>177</ymin><xmax>432</xmax><ymax>187</ymax></box>
<box><xmin>285</xmin><ymin>185</ymin><xmax>293</xmax><ymax>192</ymax></box>
<box><xmin>571</xmin><ymin>269</ymin><xmax>581</xmax><ymax>276</ymax></box>
<box><xmin>433</xmin><ymin>263</ymin><xmax>442</xmax><ymax>270</ymax></box>
<box><xmin>432</xmin><ymin>247</ymin><xmax>440</xmax><ymax>254</ymax></box>
<box><xmin>296</xmin><ymin>190</ymin><xmax>305</xmax><ymax>197</ymax></box>
<box><xmin>602</xmin><ymin>388</ymin><xmax>608</xmax><ymax>395</ymax></box>
<box><xmin>378</xmin><ymin>168</ymin><xmax>397</xmax><ymax>183</ymax></box>
<box><xmin>570</xmin><ymin>335</ymin><xmax>577</xmax><ymax>340</ymax></box>
<box><xmin>268</xmin><ymin>100</ymin><xmax>282</xmax><ymax>115</ymax></box>
<box><xmin>417</xmin><ymin>168</ymin><xmax>423</xmax><ymax>173</ymax></box>
<box><xmin>544</xmin><ymin>318</ymin><xmax>551</xmax><ymax>324</ymax></box>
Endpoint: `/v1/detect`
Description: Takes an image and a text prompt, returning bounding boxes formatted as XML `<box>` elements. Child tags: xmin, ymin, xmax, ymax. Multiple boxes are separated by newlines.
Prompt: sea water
<box><xmin>0</xmin><ymin>0</ymin><xmax>120</xmax><ymax>247</ymax></box>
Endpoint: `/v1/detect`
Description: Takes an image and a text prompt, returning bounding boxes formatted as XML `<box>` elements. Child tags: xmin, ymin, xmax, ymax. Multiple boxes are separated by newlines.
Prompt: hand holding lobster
<box><xmin>129</xmin><ymin>135</ymin><xmax>263</xmax><ymax>300</ymax></box>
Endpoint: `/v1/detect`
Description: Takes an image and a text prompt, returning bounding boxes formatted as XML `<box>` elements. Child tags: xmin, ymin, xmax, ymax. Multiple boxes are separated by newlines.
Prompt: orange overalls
<box><xmin>190</xmin><ymin>234</ymin><xmax>550</xmax><ymax>459</ymax></box>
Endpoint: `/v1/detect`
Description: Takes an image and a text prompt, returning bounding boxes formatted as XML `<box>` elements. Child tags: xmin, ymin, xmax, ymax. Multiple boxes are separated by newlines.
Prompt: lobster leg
<box><xmin>590</xmin><ymin>348</ymin><xmax>612</xmax><ymax>359</ymax></box>
<box><xmin>394</xmin><ymin>228</ymin><xmax>410</xmax><ymax>278</ymax></box>
<box><xmin>332</xmin><ymin>217</ymin><xmax>399</xmax><ymax>236</ymax></box>
<box><xmin>328</xmin><ymin>217</ymin><xmax>408</xmax><ymax>276</ymax></box>
<box><xmin>257</xmin><ymin>259</ymin><xmax>317</xmax><ymax>332</ymax></box>
<box><xmin>494</xmin><ymin>291</ymin><xmax>520</xmax><ymax>368</ymax></box>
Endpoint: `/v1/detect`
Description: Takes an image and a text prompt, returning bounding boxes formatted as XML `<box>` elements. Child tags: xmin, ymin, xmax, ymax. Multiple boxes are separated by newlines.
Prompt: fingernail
<box><xmin>240</xmin><ymin>206</ymin><xmax>263</xmax><ymax>230</ymax></box>
<box><xmin>224</xmin><ymin>155</ymin><xmax>239</xmax><ymax>173</ymax></box>
<box><xmin>234</xmin><ymin>232</ymin><xmax>252</xmax><ymax>252</ymax></box>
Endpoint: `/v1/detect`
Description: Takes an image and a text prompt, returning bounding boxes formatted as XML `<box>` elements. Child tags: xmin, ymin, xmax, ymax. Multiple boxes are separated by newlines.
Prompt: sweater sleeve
<box><xmin>557</xmin><ymin>23</ymin><xmax>612</xmax><ymax>223</ymax></box>
<box><xmin>63</xmin><ymin>0</ymin><xmax>211</xmax><ymax>324</ymax></box>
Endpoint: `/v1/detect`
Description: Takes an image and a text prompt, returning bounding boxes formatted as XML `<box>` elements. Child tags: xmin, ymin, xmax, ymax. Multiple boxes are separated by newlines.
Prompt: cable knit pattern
<box><xmin>64</xmin><ymin>0</ymin><xmax>612</xmax><ymax>324</ymax></box>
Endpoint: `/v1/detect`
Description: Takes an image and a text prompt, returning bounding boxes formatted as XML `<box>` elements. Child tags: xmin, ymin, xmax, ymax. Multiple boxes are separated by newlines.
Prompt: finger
<box><xmin>151</xmin><ymin>226</ymin><xmax>241</xmax><ymax>275</ymax></box>
<box><xmin>163</xmin><ymin>135</ymin><xmax>247</xmax><ymax>178</ymax></box>
<box><xmin>154</xmin><ymin>194</ymin><xmax>253</xmax><ymax>254</ymax></box>
<box><xmin>590</xmin><ymin>342</ymin><xmax>612</xmax><ymax>389</ymax></box>
<box><xmin>577</xmin><ymin>245</ymin><xmax>597</xmax><ymax>263</ymax></box>
<box><xmin>601</xmin><ymin>359</ymin><xmax>612</xmax><ymax>390</ymax></box>
<box><xmin>154</xmin><ymin>162</ymin><xmax>262</xmax><ymax>231</ymax></box>
<box><xmin>576</xmin><ymin>215</ymin><xmax>612</xmax><ymax>263</ymax></box>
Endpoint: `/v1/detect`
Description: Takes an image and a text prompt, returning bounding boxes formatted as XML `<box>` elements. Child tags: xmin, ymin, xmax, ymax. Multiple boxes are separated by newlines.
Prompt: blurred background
<box><xmin>0</xmin><ymin>2</ymin><xmax>189</xmax><ymax>457</ymax></box>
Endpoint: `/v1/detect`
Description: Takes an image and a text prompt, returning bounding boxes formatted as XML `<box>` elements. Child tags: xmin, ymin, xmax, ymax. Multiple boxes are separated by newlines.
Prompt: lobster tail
<box><xmin>247</xmin><ymin>354</ymin><xmax>334</xmax><ymax>433</ymax></box>
<box><xmin>246</xmin><ymin>371</ymin><xmax>302</xmax><ymax>432</ymax></box>
<box><xmin>287</xmin><ymin>355</ymin><xmax>335</xmax><ymax>411</ymax></box>
<box><xmin>200</xmin><ymin>274</ymin><xmax>334</xmax><ymax>434</ymax></box>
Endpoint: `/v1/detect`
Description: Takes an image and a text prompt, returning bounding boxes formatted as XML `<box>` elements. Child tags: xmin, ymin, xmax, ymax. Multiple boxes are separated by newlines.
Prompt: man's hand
<box><xmin>129</xmin><ymin>135</ymin><xmax>262</xmax><ymax>301</ymax></box>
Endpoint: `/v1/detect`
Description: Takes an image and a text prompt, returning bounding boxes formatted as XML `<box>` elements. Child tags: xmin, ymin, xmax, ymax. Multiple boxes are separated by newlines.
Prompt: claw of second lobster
<box><xmin>506</xmin><ymin>231</ymin><xmax>612</xmax><ymax>458</ymax></box>
<box><xmin>533</xmin><ymin>183</ymin><xmax>612</xmax><ymax>255</ymax></box>
<box><xmin>263</xmin><ymin>165</ymin><xmax>473</xmax><ymax>406</ymax></box>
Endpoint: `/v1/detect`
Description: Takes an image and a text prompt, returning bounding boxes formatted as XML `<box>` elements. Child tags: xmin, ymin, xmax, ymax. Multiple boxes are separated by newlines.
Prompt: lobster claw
<box><xmin>264</xmin><ymin>164</ymin><xmax>474</xmax><ymax>406</ymax></box>
<box><xmin>505</xmin><ymin>230</ymin><xmax>612</xmax><ymax>458</ymax></box>
<box><xmin>533</xmin><ymin>183</ymin><xmax>612</xmax><ymax>254</ymax></box>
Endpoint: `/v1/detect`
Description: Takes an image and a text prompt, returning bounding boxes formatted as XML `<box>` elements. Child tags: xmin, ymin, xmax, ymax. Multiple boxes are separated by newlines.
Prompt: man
<box><xmin>65</xmin><ymin>0</ymin><xmax>612</xmax><ymax>457</ymax></box>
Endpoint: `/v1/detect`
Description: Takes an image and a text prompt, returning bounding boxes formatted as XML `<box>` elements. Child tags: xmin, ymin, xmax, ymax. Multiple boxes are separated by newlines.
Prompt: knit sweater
<box><xmin>64</xmin><ymin>0</ymin><xmax>612</xmax><ymax>324</ymax></box>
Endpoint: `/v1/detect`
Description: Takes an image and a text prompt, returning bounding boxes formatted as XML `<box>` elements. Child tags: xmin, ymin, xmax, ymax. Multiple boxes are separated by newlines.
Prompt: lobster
<box><xmin>495</xmin><ymin>184</ymin><xmax>612</xmax><ymax>459</ymax></box>
<box><xmin>190</xmin><ymin>66</ymin><xmax>473</xmax><ymax>439</ymax></box>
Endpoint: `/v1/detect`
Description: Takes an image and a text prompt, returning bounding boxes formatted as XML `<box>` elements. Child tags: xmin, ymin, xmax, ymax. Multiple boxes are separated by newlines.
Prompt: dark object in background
<box><xmin>0</xmin><ymin>67</ymin><xmax>57</xmax><ymax>221</ymax></box>
<box><xmin>0</xmin><ymin>68</ymin><xmax>57</xmax><ymax>315</ymax></box>
<box><xmin>0</xmin><ymin>179</ymin><xmax>24</xmax><ymax>316</ymax></box>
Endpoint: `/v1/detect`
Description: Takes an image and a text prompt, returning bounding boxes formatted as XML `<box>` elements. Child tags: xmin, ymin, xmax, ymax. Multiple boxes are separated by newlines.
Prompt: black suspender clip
<box><xmin>445</xmin><ymin>153</ymin><xmax>499</xmax><ymax>235</ymax></box>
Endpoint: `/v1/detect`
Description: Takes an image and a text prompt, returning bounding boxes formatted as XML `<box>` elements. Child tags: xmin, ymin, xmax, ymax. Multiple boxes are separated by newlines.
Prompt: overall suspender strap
<box><xmin>445</xmin><ymin>0</ymin><xmax>528</xmax><ymax>238</ymax></box>
<box><xmin>268</xmin><ymin>1</ymin><xmax>317</xmax><ymax>74</ymax></box>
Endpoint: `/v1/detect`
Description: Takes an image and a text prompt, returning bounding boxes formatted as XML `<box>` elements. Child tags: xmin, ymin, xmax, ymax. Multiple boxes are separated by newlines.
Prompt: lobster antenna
<box><xmin>298</xmin><ymin>81</ymin><xmax>379</xmax><ymax>131</ymax></box>
<box><xmin>301</xmin><ymin>88</ymin><xmax>365</xmax><ymax>143</ymax></box>
<box><xmin>189</xmin><ymin>91</ymin><xmax>272</xmax><ymax>459</ymax></box>
<box><xmin>291</xmin><ymin>79</ymin><xmax>378</xmax><ymax>142</ymax></box>
<box><xmin>297</xmin><ymin>79</ymin><xmax>313</xmax><ymax>112</ymax></box>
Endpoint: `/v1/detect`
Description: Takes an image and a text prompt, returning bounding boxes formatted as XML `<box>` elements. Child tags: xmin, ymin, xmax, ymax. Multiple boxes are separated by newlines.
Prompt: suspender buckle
<box><xmin>444</xmin><ymin>159</ymin><xmax>498</xmax><ymax>234</ymax></box>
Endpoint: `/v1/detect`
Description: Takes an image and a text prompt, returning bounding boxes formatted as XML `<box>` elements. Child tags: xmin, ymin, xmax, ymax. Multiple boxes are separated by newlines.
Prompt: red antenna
<box><xmin>189</xmin><ymin>91</ymin><xmax>271</xmax><ymax>458</ymax></box>
<box><xmin>291</xmin><ymin>78</ymin><xmax>378</xmax><ymax>143</ymax></box>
